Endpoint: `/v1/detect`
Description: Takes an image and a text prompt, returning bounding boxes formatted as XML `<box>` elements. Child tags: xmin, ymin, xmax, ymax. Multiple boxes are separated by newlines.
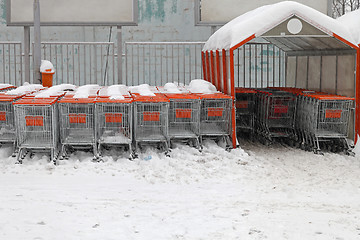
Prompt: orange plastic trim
<box><xmin>0</xmin><ymin>111</ymin><xmax>6</xmax><ymax>121</ymax></box>
<box><xmin>95</xmin><ymin>96</ymin><xmax>133</xmax><ymax>103</ymax></box>
<box><xmin>59</xmin><ymin>96</ymin><xmax>97</xmax><ymax>104</ymax></box>
<box><xmin>143</xmin><ymin>112</ymin><xmax>160</xmax><ymax>121</ymax></box>
<box><xmin>222</xmin><ymin>49</ymin><xmax>227</xmax><ymax>93</ymax></box>
<box><xmin>333</xmin><ymin>33</ymin><xmax>359</xmax><ymax>50</ymax></box>
<box><xmin>210</xmin><ymin>51</ymin><xmax>216</xmax><ymax>86</ymax></box>
<box><xmin>13</xmin><ymin>96</ymin><xmax>59</xmax><ymax>105</ymax></box>
<box><xmin>325</xmin><ymin>109</ymin><xmax>342</xmax><ymax>119</ymax></box>
<box><xmin>216</xmin><ymin>50</ymin><xmax>221</xmax><ymax>91</ymax></box>
<box><xmin>105</xmin><ymin>113</ymin><xmax>123</xmax><ymax>123</ymax></box>
<box><xmin>208</xmin><ymin>107</ymin><xmax>223</xmax><ymax>117</ymax></box>
<box><xmin>202</xmin><ymin>51</ymin><xmax>207</xmax><ymax>81</ymax></box>
<box><xmin>69</xmin><ymin>113</ymin><xmax>87</xmax><ymax>124</ymax></box>
<box><xmin>164</xmin><ymin>93</ymin><xmax>199</xmax><ymax>100</ymax></box>
<box><xmin>131</xmin><ymin>93</ymin><xmax>170</xmax><ymax>102</ymax></box>
<box><xmin>25</xmin><ymin>116</ymin><xmax>44</xmax><ymax>126</ymax></box>
<box><xmin>356</xmin><ymin>47</ymin><xmax>360</xmax><ymax>143</ymax></box>
<box><xmin>206</xmin><ymin>51</ymin><xmax>211</xmax><ymax>83</ymax></box>
<box><xmin>195</xmin><ymin>92</ymin><xmax>233</xmax><ymax>100</ymax></box>
<box><xmin>235</xmin><ymin>87</ymin><xmax>257</xmax><ymax>94</ymax></box>
<box><xmin>230</xmin><ymin>34</ymin><xmax>256</xmax><ymax>52</ymax></box>
<box><xmin>176</xmin><ymin>109</ymin><xmax>192</xmax><ymax>119</ymax></box>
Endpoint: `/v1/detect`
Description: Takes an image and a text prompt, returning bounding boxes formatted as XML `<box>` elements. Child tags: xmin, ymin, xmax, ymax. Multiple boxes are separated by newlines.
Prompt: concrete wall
<box><xmin>0</xmin><ymin>0</ymin><xmax>212</xmax><ymax>45</ymax></box>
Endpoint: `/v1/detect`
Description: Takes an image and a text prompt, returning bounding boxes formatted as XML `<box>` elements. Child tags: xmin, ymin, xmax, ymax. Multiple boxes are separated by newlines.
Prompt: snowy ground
<box><xmin>0</xmin><ymin>140</ymin><xmax>360</xmax><ymax>240</ymax></box>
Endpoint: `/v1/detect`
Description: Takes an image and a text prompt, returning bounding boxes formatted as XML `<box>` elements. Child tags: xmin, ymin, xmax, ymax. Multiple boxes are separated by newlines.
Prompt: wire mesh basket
<box><xmin>95</xmin><ymin>96</ymin><xmax>133</xmax><ymax>157</ymax></box>
<box><xmin>164</xmin><ymin>93</ymin><xmax>201</xmax><ymax>148</ymax></box>
<box><xmin>13</xmin><ymin>96</ymin><xmax>61</xmax><ymax>163</ymax></box>
<box><xmin>196</xmin><ymin>93</ymin><xmax>232</xmax><ymax>148</ymax></box>
<box><xmin>235</xmin><ymin>88</ymin><xmax>257</xmax><ymax>135</ymax></box>
<box><xmin>255</xmin><ymin>89</ymin><xmax>297</xmax><ymax>142</ymax></box>
<box><xmin>58</xmin><ymin>95</ymin><xmax>97</xmax><ymax>158</ymax></box>
<box><xmin>132</xmin><ymin>93</ymin><xmax>169</xmax><ymax>153</ymax></box>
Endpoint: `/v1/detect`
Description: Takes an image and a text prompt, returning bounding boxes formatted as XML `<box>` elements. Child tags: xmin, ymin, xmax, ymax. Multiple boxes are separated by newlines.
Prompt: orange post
<box><xmin>41</xmin><ymin>69</ymin><xmax>54</xmax><ymax>88</ymax></box>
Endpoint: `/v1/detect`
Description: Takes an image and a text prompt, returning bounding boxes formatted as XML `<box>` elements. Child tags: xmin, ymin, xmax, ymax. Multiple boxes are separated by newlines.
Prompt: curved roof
<box><xmin>337</xmin><ymin>8</ymin><xmax>360</xmax><ymax>45</ymax></box>
<box><xmin>203</xmin><ymin>1</ymin><xmax>357</xmax><ymax>51</ymax></box>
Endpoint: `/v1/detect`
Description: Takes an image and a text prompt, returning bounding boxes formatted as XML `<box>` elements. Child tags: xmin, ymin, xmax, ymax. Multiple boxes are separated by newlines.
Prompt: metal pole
<box><xmin>33</xmin><ymin>0</ymin><xmax>41</xmax><ymax>84</ymax></box>
<box><xmin>117</xmin><ymin>26</ymin><xmax>122</xmax><ymax>84</ymax></box>
<box><xmin>24</xmin><ymin>26</ymin><xmax>30</xmax><ymax>83</ymax></box>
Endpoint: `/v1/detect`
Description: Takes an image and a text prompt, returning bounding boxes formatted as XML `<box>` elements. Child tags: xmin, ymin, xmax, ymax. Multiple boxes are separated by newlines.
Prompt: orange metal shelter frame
<box><xmin>202</xmin><ymin>34</ymin><xmax>360</xmax><ymax>148</ymax></box>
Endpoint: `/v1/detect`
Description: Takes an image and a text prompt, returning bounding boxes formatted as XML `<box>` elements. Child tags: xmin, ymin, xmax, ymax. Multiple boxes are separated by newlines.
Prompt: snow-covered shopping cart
<box><xmin>58</xmin><ymin>85</ymin><xmax>100</xmax><ymax>160</ymax></box>
<box><xmin>95</xmin><ymin>85</ymin><xmax>133</xmax><ymax>158</ymax></box>
<box><xmin>235</xmin><ymin>88</ymin><xmax>257</xmax><ymax>137</ymax></box>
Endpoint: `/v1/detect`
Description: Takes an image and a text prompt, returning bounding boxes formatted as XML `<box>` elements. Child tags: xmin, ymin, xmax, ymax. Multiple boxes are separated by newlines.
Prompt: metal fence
<box><xmin>0</xmin><ymin>42</ymin><xmax>23</xmax><ymax>86</ymax></box>
<box><xmin>0</xmin><ymin>41</ymin><xmax>206</xmax><ymax>87</ymax></box>
<box><xmin>125</xmin><ymin>42</ymin><xmax>205</xmax><ymax>86</ymax></box>
<box><xmin>36</xmin><ymin>42</ymin><xmax>117</xmax><ymax>86</ymax></box>
<box><xmin>234</xmin><ymin>43</ymin><xmax>286</xmax><ymax>88</ymax></box>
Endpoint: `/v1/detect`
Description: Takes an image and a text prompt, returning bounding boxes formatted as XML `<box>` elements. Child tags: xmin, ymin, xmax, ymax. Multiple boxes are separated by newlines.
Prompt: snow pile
<box><xmin>337</xmin><ymin>9</ymin><xmax>360</xmax><ymax>45</ymax></box>
<box><xmin>188</xmin><ymin>79</ymin><xmax>218</xmax><ymax>94</ymax></box>
<box><xmin>203</xmin><ymin>1</ymin><xmax>356</xmax><ymax>51</ymax></box>
<box><xmin>0</xmin><ymin>84</ymin><xmax>14</xmax><ymax>89</ymax></box>
<box><xmin>73</xmin><ymin>84</ymin><xmax>100</xmax><ymax>98</ymax></box>
<box><xmin>5</xmin><ymin>82</ymin><xmax>44</xmax><ymax>95</ymax></box>
<box><xmin>98</xmin><ymin>85</ymin><xmax>130</xmax><ymax>100</ymax></box>
<box><xmin>34</xmin><ymin>84</ymin><xmax>76</xmax><ymax>98</ymax></box>
<box><xmin>40</xmin><ymin>60</ymin><xmax>55</xmax><ymax>74</ymax></box>
<box><xmin>129</xmin><ymin>84</ymin><xmax>156</xmax><ymax>96</ymax></box>
<box><xmin>163</xmin><ymin>83</ymin><xmax>182</xmax><ymax>93</ymax></box>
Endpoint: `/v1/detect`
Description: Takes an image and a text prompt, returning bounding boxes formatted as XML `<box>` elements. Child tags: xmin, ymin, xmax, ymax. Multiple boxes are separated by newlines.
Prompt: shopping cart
<box><xmin>163</xmin><ymin>92</ymin><xmax>201</xmax><ymax>149</ymax></box>
<box><xmin>58</xmin><ymin>94</ymin><xmax>98</xmax><ymax>159</ymax></box>
<box><xmin>13</xmin><ymin>96</ymin><xmax>61</xmax><ymax>164</ymax></box>
<box><xmin>297</xmin><ymin>92</ymin><xmax>354</xmax><ymax>154</ymax></box>
<box><xmin>0</xmin><ymin>85</ymin><xmax>44</xmax><ymax>154</ymax></box>
<box><xmin>255</xmin><ymin>89</ymin><xmax>297</xmax><ymax>144</ymax></box>
<box><xmin>132</xmin><ymin>93</ymin><xmax>170</xmax><ymax>155</ymax></box>
<box><xmin>196</xmin><ymin>93</ymin><xmax>232</xmax><ymax>150</ymax></box>
<box><xmin>235</xmin><ymin>88</ymin><xmax>257</xmax><ymax>138</ymax></box>
<box><xmin>95</xmin><ymin>87</ymin><xmax>133</xmax><ymax>159</ymax></box>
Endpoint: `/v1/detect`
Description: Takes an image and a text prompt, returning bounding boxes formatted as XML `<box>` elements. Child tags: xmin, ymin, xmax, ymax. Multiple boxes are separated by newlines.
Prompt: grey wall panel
<box><xmin>321</xmin><ymin>56</ymin><xmax>336</xmax><ymax>94</ymax></box>
<box><xmin>307</xmin><ymin>56</ymin><xmax>321</xmax><ymax>91</ymax></box>
<box><xmin>337</xmin><ymin>55</ymin><xmax>355</xmax><ymax>97</ymax></box>
<box><xmin>296</xmin><ymin>56</ymin><xmax>308</xmax><ymax>88</ymax></box>
<box><xmin>286</xmin><ymin>56</ymin><xmax>296</xmax><ymax>87</ymax></box>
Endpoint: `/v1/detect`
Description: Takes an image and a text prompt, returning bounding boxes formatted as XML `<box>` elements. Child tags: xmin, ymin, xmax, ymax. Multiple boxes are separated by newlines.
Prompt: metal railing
<box><xmin>0</xmin><ymin>42</ymin><xmax>23</xmax><ymax>86</ymax></box>
<box><xmin>234</xmin><ymin>43</ymin><xmax>286</xmax><ymax>88</ymax></box>
<box><xmin>125</xmin><ymin>42</ymin><xmax>205</xmax><ymax>86</ymax></box>
<box><xmin>35</xmin><ymin>42</ymin><xmax>116</xmax><ymax>86</ymax></box>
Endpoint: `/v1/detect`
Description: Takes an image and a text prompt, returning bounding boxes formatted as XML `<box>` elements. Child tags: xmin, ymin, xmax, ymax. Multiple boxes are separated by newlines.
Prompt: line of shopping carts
<box><xmin>235</xmin><ymin>87</ymin><xmax>355</xmax><ymax>155</ymax></box>
<box><xmin>0</xmin><ymin>84</ymin><xmax>234</xmax><ymax>164</ymax></box>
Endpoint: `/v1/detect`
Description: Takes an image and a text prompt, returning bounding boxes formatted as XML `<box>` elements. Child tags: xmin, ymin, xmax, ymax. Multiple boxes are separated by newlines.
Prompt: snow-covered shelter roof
<box><xmin>337</xmin><ymin>9</ymin><xmax>360</xmax><ymax>45</ymax></box>
<box><xmin>203</xmin><ymin>1</ymin><xmax>358</xmax><ymax>51</ymax></box>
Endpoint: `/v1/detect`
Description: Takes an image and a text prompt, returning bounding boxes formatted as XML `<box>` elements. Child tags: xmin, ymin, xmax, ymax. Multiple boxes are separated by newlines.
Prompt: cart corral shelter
<box><xmin>201</xmin><ymin>1</ymin><xmax>360</xmax><ymax>148</ymax></box>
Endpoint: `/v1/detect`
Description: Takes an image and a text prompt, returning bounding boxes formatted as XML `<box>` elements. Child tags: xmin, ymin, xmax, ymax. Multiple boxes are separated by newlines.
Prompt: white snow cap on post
<box><xmin>203</xmin><ymin>1</ymin><xmax>357</xmax><ymax>51</ymax></box>
<box><xmin>40</xmin><ymin>60</ymin><xmax>55</xmax><ymax>73</ymax></box>
<box><xmin>188</xmin><ymin>79</ymin><xmax>218</xmax><ymax>94</ymax></box>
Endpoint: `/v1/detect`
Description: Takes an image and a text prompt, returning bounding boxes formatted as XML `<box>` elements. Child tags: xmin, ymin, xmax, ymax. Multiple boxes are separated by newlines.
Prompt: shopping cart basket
<box><xmin>297</xmin><ymin>92</ymin><xmax>354</xmax><ymax>154</ymax></box>
<box><xmin>235</xmin><ymin>88</ymin><xmax>257</xmax><ymax>137</ymax></box>
<box><xmin>0</xmin><ymin>85</ymin><xmax>44</xmax><ymax>154</ymax></box>
<box><xmin>163</xmin><ymin>92</ymin><xmax>201</xmax><ymax>149</ymax></box>
<box><xmin>58</xmin><ymin>94</ymin><xmax>98</xmax><ymax>159</ymax></box>
<box><xmin>255</xmin><ymin>89</ymin><xmax>297</xmax><ymax>144</ymax></box>
<box><xmin>13</xmin><ymin>96</ymin><xmax>61</xmax><ymax>164</ymax></box>
<box><xmin>132</xmin><ymin>93</ymin><xmax>170</xmax><ymax>154</ymax></box>
<box><xmin>95</xmin><ymin>87</ymin><xmax>133</xmax><ymax>158</ymax></box>
<box><xmin>196</xmin><ymin>93</ymin><xmax>232</xmax><ymax>150</ymax></box>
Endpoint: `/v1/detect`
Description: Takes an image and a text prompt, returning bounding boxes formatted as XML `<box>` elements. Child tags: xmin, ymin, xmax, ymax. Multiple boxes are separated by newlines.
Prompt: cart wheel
<box><xmin>346</xmin><ymin>150</ymin><xmax>355</xmax><ymax>157</ymax></box>
<box><xmin>313</xmin><ymin>149</ymin><xmax>324</xmax><ymax>155</ymax></box>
